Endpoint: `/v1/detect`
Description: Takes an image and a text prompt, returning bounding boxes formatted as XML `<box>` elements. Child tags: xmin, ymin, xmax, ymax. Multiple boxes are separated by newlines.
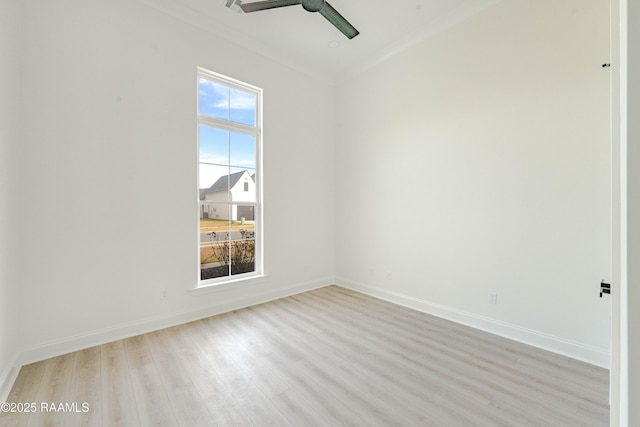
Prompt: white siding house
<box><xmin>200</xmin><ymin>170</ymin><xmax>255</xmax><ymax>221</ymax></box>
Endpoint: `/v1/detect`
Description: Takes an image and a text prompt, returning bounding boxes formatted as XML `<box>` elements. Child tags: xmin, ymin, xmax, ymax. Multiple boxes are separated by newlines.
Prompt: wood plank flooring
<box><xmin>0</xmin><ymin>285</ymin><xmax>609</xmax><ymax>426</ymax></box>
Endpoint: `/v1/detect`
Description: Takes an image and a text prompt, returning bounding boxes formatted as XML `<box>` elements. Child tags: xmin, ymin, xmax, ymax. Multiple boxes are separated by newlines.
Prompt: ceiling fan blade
<box><xmin>319</xmin><ymin>2</ymin><xmax>359</xmax><ymax>39</ymax></box>
<box><xmin>240</xmin><ymin>0</ymin><xmax>302</xmax><ymax>13</ymax></box>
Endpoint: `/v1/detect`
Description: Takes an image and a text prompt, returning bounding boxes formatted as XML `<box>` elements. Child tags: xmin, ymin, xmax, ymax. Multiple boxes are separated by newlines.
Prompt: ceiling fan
<box><xmin>239</xmin><ymin>0</ymin><xmax>360</xmax><ymax>39</ymax></box>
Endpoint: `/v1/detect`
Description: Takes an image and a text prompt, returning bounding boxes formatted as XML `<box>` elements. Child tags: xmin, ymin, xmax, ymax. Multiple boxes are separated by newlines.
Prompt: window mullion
<box><xmin>198</xmin><ymin>115</ymin><xmax>259</xmax><ymax>136</ymax></box>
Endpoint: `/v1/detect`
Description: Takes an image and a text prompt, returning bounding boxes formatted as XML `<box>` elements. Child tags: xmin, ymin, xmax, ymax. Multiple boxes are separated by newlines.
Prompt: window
<box><xmin>197</xmin><ymin>68</ymin><xmax>262</xmax><ymax>284</ymax></box>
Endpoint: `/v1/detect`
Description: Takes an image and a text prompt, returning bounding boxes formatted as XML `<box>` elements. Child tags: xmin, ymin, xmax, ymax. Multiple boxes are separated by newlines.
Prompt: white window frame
<box><xmin>196</xmin><ymin>67</ymin><xmax>263</xmax><ymax>287</ymax></box>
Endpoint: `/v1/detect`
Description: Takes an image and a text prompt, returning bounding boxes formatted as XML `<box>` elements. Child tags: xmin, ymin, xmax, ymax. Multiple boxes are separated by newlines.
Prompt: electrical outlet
<box><xmin>162</xmin><ymin>290</ymin><xmax>168</xmax><ymax>300</ymax></box>
<box><xmin>386</xmin><ymin>271</ymin><xmax>392</xmax><ymax>281</ymax></box>
<box><xmin>488</xmin><ymin>292</ymin><xmax>498</xmax><ymax>304</ymax></box>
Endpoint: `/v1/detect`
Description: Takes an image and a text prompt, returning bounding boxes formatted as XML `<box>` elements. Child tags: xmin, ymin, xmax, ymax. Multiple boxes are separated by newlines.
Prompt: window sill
<box><xmin>189</xmin><ymin>273</ymin><xmax>269</xmax><ymax>295</ymax></box>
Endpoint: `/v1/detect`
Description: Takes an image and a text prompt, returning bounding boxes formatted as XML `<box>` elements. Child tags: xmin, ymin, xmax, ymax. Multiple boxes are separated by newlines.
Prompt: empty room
<box><xmin>1</xmin><ymin>0</ymin><xmax>638</xmax><ymax>425</ymax></box>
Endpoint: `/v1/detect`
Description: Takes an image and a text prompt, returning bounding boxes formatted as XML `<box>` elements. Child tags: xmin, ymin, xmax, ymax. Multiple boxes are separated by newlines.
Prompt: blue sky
<box><xmin>198</xmin><ymin>78</ymin><xmax>256</xmax><ymax>189</ymax></box>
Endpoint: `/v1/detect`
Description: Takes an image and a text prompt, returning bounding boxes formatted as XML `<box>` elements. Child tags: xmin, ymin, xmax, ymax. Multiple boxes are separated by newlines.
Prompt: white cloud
<box><xmin>199</xmin><ymin>78</ymin><xmax>254</xmax><ymax>111</ymax></box>
<box><xmin>230</xmin><ymin>89</ymin><xmax>255</xmax><ymax>110</ymax></box>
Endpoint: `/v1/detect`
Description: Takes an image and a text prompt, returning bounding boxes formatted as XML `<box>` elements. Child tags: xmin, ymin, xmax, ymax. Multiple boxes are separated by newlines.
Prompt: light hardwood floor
<box><xmin>0</xmin><ymin>286</ymin><xmax>609</xmax><ymax>426</ymax></box>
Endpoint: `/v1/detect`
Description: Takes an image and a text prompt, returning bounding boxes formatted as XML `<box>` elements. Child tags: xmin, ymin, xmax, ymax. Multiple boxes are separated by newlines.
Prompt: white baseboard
<box><xmin>16</xmin><ymin>277</ymin><xmax>332</xmax><ymax>368</ymax></box>
<box><xmin>3</xmin><ymin>276</ymin><xmax>608</xmax><ymax>401</ymax></box>
<box><xmin>336</xmin><ymin>277</ymin><xmax>610</xmax><ymax>369</ymax></box>
<box><xmin>0</xmin><ymin>354</ymin><xmax>20</xmax><ymax>402</ymax></box>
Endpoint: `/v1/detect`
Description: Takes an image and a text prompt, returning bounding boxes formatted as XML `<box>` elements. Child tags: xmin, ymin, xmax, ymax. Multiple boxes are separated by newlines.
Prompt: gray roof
<box><xmin>204</xmin><ymin>170</ymin><xmax>253</xmax><ymax>194</ymax></box>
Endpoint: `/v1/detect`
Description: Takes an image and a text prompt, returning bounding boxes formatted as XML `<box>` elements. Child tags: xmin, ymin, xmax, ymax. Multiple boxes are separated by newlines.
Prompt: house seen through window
<box><xmin>197</xmin><ymin>68</ymin><xmax>262</xmax><ymax>284</ymax></box>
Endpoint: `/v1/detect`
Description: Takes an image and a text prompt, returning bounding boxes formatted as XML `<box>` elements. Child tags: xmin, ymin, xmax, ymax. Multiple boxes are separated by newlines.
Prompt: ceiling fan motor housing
<box><xmin>302</xmin><ymin>0</ymin><xmax>325</xmax><ymax>12</ymax></box>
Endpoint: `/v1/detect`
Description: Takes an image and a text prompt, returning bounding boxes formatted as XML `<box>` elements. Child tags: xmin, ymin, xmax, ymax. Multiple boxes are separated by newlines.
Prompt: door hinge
<box><xmin>600</xmin><ymin>281</ymin><xmax>611</xmax><ymax>298</ymax></box>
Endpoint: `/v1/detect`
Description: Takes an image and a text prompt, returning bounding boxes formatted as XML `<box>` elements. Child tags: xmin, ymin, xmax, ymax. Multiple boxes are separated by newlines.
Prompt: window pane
<box><xmin>228</xmin><ymin>167</ymin><xmax>255</xmax><ymax>203</ymax></box>
<box><xmin>199</xmin><ymin>125</ymin><xmax>228</xmax><ymax>166</ymax></box>
<box><xmin>199</xmin><ymin>78</ymin><xmax>229</xmax><ymax>120</ymax></box>
<box><xmin>230</xmin><ymin>88</ymin><xmax>256</xmax><ymax>126</ymax></box>
<box><xmin>199</xmin><ymin>163</ymin><xmax>230</xmax><ymax>199</ymax></box>
<box><xmin>236</xmin><ymin>204</ymin><xmax>256</xmax><ymax>227</ymax></box>
<box><xmin>200</xmin><ymin>203</ymin><xmax>231</xmax><ymax>280</ymax></box>
<box><xmin>231</xmin><ymin>216</ymin><xmax>255</xmax><ymax>276</ymax></box>
<box><xmin>230</xmin><ymin>132</ymin><xmax>255</xmax><ymax>169</ymax></box>
<box><xmin>229</xmin><ymin>132</ymin><xmax>256</xmax><ymax>202</ymax></box>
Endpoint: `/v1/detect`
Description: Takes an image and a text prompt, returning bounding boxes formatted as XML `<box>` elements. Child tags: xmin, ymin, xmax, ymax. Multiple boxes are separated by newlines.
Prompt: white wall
<box><xmin>15</xmin><ymin>0</ymin><xmax>335</xmax><ymax>359</ymax></box>
<box><xmin>0</xmin><ymin>0</ymin><xmax>22</xmax><ymax>398</ymax></box>
<box><xmin>335</xmin><ymin>0</ymin><xmax>611</xmax><ymax>366</ymax></box>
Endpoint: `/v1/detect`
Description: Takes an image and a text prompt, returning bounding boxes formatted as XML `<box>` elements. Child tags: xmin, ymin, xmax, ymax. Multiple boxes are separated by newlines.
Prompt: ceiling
<box><xmin>140</xmin><ymin>0</ymin><xmax>499</xmax><ymax>83</ymax></box>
